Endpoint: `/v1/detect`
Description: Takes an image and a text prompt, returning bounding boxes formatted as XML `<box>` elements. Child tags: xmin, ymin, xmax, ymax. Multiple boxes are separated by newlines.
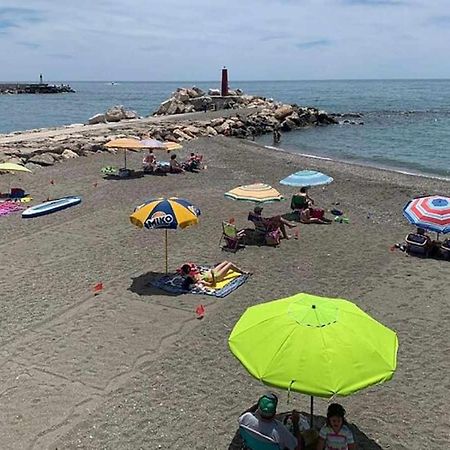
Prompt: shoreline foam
<box><xmin>264</xmin><ymin>144</ymin><xmax>450</xmax><ymax>183</ymax></box>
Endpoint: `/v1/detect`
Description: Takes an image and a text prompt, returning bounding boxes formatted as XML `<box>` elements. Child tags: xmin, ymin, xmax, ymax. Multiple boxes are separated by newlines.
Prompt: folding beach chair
<box><xmin>248</xmin><ymin>213</ymin><xmax>281</xmax><ymax>247</ymax></box>
<box><xmin>239</xmin><ymin>425</ymin><xmax>281</xmax><ymax>450</ymax></box>
<box><xmin>220</xmin><ymin>221</ymin><xmax>245</xmax><ymax>252</ymax></box>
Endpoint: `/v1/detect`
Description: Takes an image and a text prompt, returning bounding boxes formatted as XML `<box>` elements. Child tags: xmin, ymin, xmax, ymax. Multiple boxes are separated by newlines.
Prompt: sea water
<box><xmin>0</xmin><ymin>79</ymin><xmax>449</xmax><ymax>178</ymax></box>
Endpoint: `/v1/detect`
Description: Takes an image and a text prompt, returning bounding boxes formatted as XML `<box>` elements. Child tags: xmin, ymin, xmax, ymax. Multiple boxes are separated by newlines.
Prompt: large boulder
<box><xmin>61</xmin><ymin>149</ymin><xmax>79</xmax><ymax>159</ymax></box>
<box><xmin>87</xmin><ymin>113</ymin><xmax>107</xmax><ymax>125</ymax></box>
<box><xmin>174</xmin><ymin>89</ymin><xmax>190</xmax><ymax>103</ymax></box>
<box><xmin>166</xmin><ymin>100</ymin><xmax>185</xmax><ymax>115</ymax></box>
<box><xmin>210</xmin><ymin>117</ymin><xmax>225</xmax><ymax>127</ymax></box>
<box><xmin>24</xmin><ymin>162</ymin><xmax>42</xmax><ymax>171</ymax></box>
<box><xmin>208</xmin><ymin>88</ymin><xmax>220</xmax><ymax>96</ymax></box>
<box><xmin>105</xmin><ymin>106</ymin><xmax>126</xmax><ymax>122</ymax></box>
<box><xmin>187</xmin><ymin>88</ymin><xmax>200</xmax><ymax>98</ymax></box>
<box><xmin>280</xmin><ymin>118</ymin><xmax>297</xmax><ymax>131</ymax></box>
<box><xmin>29</xmin><ymin>153</ymin><xmax>55</xmax><ymax>166</ymax></box>
<box><xmin>124</xmin><ymin>109</ymin><xmax>139</xmax><ymax>119</ymax></box>
<box><xmin>184</xmin><ymin>125</ymin><xmax>201</xmax><ymax>136</ymax></box>
<box><xmin>155</xmin><ymin>99</ymin><xmax>172</xmax><ymax>115</ymax></box>
<box><xmin>172</xmin><ymin>129</ymin><xmax>192</xmax><ymax>141</ymax></box>
<box><xmin>274</xmin><ymin>105</ymin><xmax>294</xmax><ymax>120</ymax></box>
<box><xmin>192</xmin><ymin>86</ymin><xmax>205</xmax><ymax>97</ymax></box>
<box><xmin>206</xmin><ymin>126</ymin><xmax>218</xmax><ymax>136</ymax></box>
<box><xmin>19</xmin><ymin>147</ymin><xmax>40</xmax><ymax>158</ymax></box>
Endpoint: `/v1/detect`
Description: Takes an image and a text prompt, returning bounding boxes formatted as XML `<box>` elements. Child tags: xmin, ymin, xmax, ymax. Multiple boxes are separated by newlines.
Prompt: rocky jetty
<box><xmin>0</xmin><ymin>88</ymin><xmax>340</xmax><ymax>171</ymax></box>
<box><xmin>0</xmin><ymin>83</ymin><xmax>75</xmax><ymax>94</ymax></box>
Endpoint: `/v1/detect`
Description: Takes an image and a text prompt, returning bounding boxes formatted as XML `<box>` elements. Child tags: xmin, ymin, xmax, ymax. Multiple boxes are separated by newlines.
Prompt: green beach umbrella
<box><xmin>229</xmin><ymin>293</ymin><xmax>398</xmax><ymax>425</ymax></box>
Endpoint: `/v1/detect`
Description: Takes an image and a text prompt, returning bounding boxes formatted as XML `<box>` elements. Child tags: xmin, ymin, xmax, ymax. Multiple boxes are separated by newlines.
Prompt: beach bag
<box><xmin>11</xmin><ymin>188</ymin><xmax>25</xmax><ymax>198</ymax></box>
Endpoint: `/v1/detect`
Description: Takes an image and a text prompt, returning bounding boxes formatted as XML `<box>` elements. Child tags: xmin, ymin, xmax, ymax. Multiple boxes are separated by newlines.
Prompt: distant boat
<box><xmin>107</xmin><ymin>82</ymin><xmax>119</xmax><ymax>86</ymax></box>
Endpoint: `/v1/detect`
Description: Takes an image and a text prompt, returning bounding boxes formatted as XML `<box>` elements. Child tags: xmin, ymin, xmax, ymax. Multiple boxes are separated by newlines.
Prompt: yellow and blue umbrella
<box><xmin>130</xmin><ymin>197</ymin><xmax>201</xmax><ymax>272</ymax></box>
<box><xmin>225</xmin><ymin>183</ymin><xmax>284</xmax><ymax>204</ymax></box>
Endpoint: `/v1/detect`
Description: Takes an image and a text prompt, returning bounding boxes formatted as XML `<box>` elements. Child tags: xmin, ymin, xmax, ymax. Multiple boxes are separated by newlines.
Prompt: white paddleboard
<box><xmin>22</xmin><ymin>196</ymin><xmax>81</xmax><ymax>218</ymax></box>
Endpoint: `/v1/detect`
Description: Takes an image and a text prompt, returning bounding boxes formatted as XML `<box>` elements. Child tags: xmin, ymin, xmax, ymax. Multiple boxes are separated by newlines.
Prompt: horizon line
<box><xmin>2</xmin><ymin>77</ymin><xmax>450</xmax><ymax>83</ymax></box>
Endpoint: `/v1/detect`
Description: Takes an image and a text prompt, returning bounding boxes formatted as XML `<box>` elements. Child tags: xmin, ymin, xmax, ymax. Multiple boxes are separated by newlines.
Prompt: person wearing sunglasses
<box><xmin>239</xmin><ymin>393</ymin><xmax>304</xmax><ymax>450</ymax></box>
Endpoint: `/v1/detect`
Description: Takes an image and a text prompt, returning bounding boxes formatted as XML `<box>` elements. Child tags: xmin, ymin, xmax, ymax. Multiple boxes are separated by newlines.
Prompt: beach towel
<box><xmin>150</xmin><ymin>265</ymin><xmax>249</xmax><ymax>297</ymax></box>
<box><xmin>0</xmin><ymin>201</ymin><xmax>24</xmax><ymax>216</ymax></box>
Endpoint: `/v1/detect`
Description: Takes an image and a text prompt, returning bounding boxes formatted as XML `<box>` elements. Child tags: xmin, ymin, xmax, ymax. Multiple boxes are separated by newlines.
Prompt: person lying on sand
<box><xmin>180</xmin><ymin>261</ymin><xmax>249</xmax><ymax>289</ymax></box>
<box><xmin>249</xmin><ymin>205</ymin><xmax>296</xmax><ymax>239</ymax></box>
<box><xmin>300</xmin><ymin>207</ymin><xmax>332</xmax><ymax>224</ymax></box>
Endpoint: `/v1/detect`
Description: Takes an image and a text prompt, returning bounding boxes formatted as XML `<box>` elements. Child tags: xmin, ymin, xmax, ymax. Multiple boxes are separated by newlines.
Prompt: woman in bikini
<box><xmin>180</xmin><ymin>261</ymin><xmax>249</xmax><ymax>289</ymax></box>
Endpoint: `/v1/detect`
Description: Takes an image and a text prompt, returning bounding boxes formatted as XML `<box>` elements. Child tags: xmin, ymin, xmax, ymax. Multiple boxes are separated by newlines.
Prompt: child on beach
<box><xmin>169</xmin><ymin>154</ymin><xmax>184</xmax><ymax>173</ymax></box>
<box><xmin>317</xmin><ymin>403</ymin><xmax>355</xmax><ymax>450</ymax></box>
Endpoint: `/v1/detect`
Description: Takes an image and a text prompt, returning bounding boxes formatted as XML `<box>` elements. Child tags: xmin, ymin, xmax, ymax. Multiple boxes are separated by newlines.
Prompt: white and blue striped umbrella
<box><xmin>280</xmin><ymin>170</ymin><xmax>333</xmax><ymax>187</ymax></box>
<box><xmin>403</xmin><ymin>195</ymin><xmax>450</xmax><ymax>234</ymax></box>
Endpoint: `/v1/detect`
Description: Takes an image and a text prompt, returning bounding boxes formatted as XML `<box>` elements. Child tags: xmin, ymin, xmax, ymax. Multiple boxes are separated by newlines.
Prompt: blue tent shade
<box><xmin>280</xmin><ymin>170</ymin><xmax>333</xmax><ymax>187</ymax></box>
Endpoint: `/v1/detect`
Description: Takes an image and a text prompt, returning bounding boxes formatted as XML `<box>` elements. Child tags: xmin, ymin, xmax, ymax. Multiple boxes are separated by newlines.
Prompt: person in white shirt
<box><xmin>239</xmin><ymin>393</ymin><xmax>303</xmax><ymax>450</ymax></box>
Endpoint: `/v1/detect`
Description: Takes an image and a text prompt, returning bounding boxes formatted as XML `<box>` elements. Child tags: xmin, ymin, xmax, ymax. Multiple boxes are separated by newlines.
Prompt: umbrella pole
<box><xmin>165</xmin><ymin>229</ymin><xmax>168</xmax><ymax>274</ymax></box>
<box><xmin>310</xmin><ymin>396</ymin><xmax>314</xmax><ymax>429</ymax></box>
<box><xmin>124</xmin><ymin>149</ymin><xmax>127</xmax><ymax>169</ymax></box>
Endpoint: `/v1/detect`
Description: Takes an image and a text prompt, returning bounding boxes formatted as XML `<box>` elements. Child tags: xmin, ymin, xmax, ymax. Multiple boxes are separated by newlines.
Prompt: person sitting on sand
<box><xmin>249</xmin><ymin>206</ymin><xmax>296</xmax><ymax>239</ymax></box>
<box><xmin>291</xmin><ymin>187</ymin><xmax>313</xmax><ymax>213</ymax></box>
<box><xmin>169</xmin><ymin>154</ymin><xmax>184</xmax><ymax>173</ymax></box>
<box><xmin>183</xmin><ymin>152</ymin><xmax>202</xmax><ymax>172</ymax></box>
<box><xmin>180</xmin><ymin>261</ymin><xmax>248</xmax><ymax>289</ymax></box>
<box><xmin>143</xmin><ymin>149</ymin><xmax>156</xmax><ymax>173</ymax></box>
<box><xmin>317</xmin><ymin>403</ymin><xmax>355</xmax><ymax>450</ymax></box>
<box><xmin>239</xmin><ymin>393</ymin><xmax>303</xmax><ymax>450</ymax></box>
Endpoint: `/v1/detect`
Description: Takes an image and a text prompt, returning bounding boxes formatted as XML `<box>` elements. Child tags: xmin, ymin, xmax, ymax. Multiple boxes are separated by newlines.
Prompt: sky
<box><xmin>1</xmin><ymin>0</ymin><xmax>450</xmax><ymax>81</ymax></box>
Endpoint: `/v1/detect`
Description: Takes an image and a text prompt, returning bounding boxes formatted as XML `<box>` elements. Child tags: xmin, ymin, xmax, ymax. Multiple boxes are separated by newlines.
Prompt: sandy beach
<box><xmin>0</xmin><ymin>132</ymin><xmax>449</xmax><ymax>449</ymax></box>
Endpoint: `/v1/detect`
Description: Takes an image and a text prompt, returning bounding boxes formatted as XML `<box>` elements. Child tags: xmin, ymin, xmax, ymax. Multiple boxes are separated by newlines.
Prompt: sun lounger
<box><xmin>239</xmin><ymin>425</ymin><xmax>281</xmax><ymax>450</ymax></box>
<box><xmin>405</xmin><ymin>233</ymin><xmax>431</xmax><ymax>257</ymax></box>
<box><xmin>220</xmin><ymin>221</ymin><xmax>245</xmax><ymax>252</ymax></box>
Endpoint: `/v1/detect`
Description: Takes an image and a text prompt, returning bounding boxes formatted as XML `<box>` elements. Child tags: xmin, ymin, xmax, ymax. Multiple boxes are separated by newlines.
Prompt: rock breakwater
<box><xmin>0</xmin><ymin>88</ymin><xmax>339</xmax><ymax>172</ymax></box>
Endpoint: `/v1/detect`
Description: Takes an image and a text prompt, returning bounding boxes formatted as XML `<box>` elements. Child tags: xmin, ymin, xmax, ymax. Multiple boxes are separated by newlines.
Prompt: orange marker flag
<box><xmin>195</xmin><ymin>304</ymin><xmax>205</xmax><ymax>319</ymax></box>
<box><xmin>93</xmin><ymin>282</ymin><xmax>104</xmax><ymax>295</ymax></box>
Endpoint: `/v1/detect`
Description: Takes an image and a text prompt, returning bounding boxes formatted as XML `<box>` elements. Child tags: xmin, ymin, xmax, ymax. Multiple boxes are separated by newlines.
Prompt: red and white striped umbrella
<box><xmin>403</xmin><ymin>195</ymin><xmax>450</xmax><ymax>234</ymax></box>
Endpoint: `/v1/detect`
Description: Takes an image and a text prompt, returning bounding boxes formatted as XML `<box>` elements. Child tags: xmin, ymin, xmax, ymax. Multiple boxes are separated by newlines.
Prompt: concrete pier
<box><xmin>0</xmin><ymin>83</ymin><xmax>75</xmax><ymax>94</ymax></box>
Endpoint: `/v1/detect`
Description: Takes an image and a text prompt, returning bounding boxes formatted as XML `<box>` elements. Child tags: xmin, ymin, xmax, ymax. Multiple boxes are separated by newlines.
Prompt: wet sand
<box><xmin>0</xmin><ymin>135</ymin><xmax>449</xmax><ymax>449</ymax></box>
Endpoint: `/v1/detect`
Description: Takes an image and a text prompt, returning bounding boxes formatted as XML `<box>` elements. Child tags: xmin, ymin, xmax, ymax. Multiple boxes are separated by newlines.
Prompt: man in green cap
<box><xmin>238</xmin><ymin>393</ymin><xmax>303</xmax><ymax>449</ymax></box>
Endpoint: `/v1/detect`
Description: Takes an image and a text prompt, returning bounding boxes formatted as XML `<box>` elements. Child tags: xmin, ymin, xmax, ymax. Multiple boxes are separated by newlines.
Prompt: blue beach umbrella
<box><xmin>280</xmin><ymin>170</ymin><xmax>333</xmax><ymax>187</ymax></box>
